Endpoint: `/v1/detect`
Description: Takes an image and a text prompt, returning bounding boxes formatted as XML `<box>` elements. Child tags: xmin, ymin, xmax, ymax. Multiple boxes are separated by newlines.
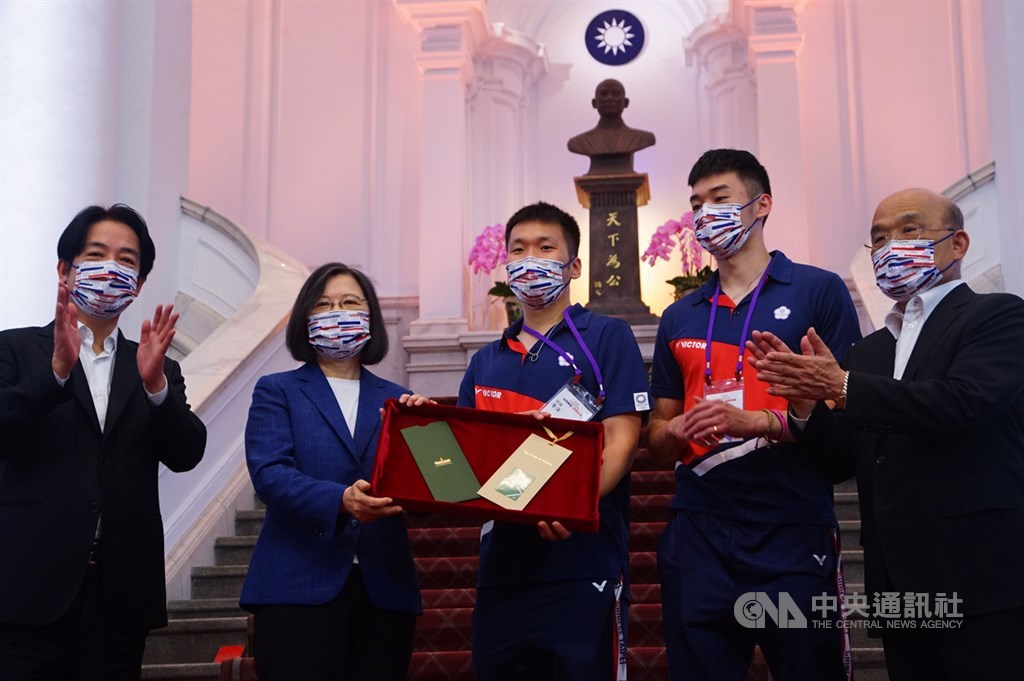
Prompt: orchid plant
<box><xmin>467</xmin><ymin>223</ymin><xmax>513</xmax><ymax>298</ymax></box>
<box><xmin>641</xmin><ymin>211</ymin><xmax>713</xmax><ymax>299</ymax></box>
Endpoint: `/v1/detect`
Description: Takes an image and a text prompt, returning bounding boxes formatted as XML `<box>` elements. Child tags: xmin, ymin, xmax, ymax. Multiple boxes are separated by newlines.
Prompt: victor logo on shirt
<box><xmin>473</xmin><ymin>385</ymin><xmax>543</xmax><ymax>413</ymax></box>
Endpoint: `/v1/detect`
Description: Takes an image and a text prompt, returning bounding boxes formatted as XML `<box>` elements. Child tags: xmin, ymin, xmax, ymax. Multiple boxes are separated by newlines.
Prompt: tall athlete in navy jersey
<box><xmin>459</xmin><ymin>202</ymin><xmax>650</xmax><ymax>681</ymax></box>
<box><xmin>648</xmin><ymin>150</ymin><xmax>861</xmax><ymax>681</ymax></box>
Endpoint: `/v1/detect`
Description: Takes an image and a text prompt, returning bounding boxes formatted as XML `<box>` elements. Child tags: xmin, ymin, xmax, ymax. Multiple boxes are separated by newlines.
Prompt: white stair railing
<box><xmin>160</xmin><ymin>198</ymin><xmax>308</xmax><ymax>600</ymax></box>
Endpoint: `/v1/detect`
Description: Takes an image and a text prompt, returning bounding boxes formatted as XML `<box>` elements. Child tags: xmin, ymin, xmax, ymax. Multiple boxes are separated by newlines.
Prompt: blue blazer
<box><xmin>239</xmin><ymin>363</ymin><xmax>421</xmax><ymax>615</ymax></box>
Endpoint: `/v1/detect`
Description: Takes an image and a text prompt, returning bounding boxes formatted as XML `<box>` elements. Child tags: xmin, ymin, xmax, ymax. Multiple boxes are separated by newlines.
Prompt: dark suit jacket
<box><xmin>801</xmin><ymin>284</ymin><xmax>1024</xmax><ymax>616</ymax></box>
<box><xmin>239</xmin><ymin>363</ymin><xmax>421</xmax><ymax>615</ymax></box>
<box><xmin>0</xmin><ymin>323</ymin><xmax>207</xmax><ymax>631</ymax></box>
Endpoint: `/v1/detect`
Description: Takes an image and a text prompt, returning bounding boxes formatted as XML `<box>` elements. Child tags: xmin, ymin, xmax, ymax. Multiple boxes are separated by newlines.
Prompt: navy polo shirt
<box><xmin>651</xmin><ymin>251</ymin><xmax>861</xmax><ymax>526</ymax></box>
<box><xmin>458</xmin><ymin>303</ymin><xmax>651</xmax><ymax>586</ymax></box>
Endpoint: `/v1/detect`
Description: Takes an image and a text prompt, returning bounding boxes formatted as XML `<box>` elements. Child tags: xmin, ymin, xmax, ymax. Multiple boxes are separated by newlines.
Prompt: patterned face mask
<box><xmin>70</xmin><ymin>260</ymin><xmax>139</xmax><ymax>319</ymax></box>
<box><xmin>693</xmin><ymin>195</ymin><xmax>763</xmax><ymax>259</ymax></box>
<box><xmin>505</xmin><ymin>256</ymin><xmax>574</xmax><ymax>310</ymax></box>
<box><xmin>307</xmin><ymin>310</ymin><xmax>371</xmax><ymax>361</ymax></box>
<box><xmin>871</xmin><ymin>232</ymin><xmax>956</xmax><ymax>302</ymax></box>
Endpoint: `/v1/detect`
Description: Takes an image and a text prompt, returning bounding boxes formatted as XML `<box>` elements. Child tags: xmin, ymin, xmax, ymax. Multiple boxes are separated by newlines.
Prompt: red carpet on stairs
<box><xmin>144</xmin><ymin>432</ymin><xmax>874</xmax><ymax>679</ymax></box>
<box><xmin>406</xmin><ymin>445</ymin><xmax>675</xmax><ymax>681</ymax></box>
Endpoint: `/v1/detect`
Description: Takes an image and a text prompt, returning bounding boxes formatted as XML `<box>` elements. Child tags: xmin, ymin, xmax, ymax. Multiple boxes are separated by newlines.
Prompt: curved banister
<box><xmin>161</xmin><ymin>198</ymin><xmax>309</xmax><ymax>599</ymax></box>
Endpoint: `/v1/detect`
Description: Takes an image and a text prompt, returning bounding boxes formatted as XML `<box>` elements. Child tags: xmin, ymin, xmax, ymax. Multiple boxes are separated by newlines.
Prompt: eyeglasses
<box><xmin>864</xmin><ymin>227</ymin><xmax>954</xmax><ymax>252</ymax></box>
<box><xmin>312</xmin><ymin>295</ymin><xmax>369</xmax><ymax>312</ymax></box>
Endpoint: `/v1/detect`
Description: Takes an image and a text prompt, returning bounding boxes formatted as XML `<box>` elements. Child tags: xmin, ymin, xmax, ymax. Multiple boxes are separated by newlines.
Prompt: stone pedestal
<box><xmin>574</xmin><ymin>173</ymin><xmax>658</xmax><ymax>325</ymax></box>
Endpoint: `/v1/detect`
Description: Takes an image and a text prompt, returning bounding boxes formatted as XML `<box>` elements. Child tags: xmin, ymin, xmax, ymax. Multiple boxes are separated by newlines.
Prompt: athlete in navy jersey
<box><xmin>460</xmin><ymin>202</ymin><xmax>650</xmax><ymax>681</ymax></box>
<box><xmin>648</xmin><ymin>150</ymin><xmax>861</xmax><ymax>681</ymax></box>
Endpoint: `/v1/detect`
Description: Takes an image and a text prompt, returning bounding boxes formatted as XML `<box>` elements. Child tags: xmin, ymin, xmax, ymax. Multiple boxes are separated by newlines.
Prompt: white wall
<box><xmin>115</xmin><ymin>0</ymin><xmax>194</xmax><ymax>335</ymax></box>
<box><xmin>187</xmin><ymin>0</ymin><xmax>422</xmax><ymax>299</ymax></box>
<box><xmin>790</xmin><ymin>0</ymin><xmax>994</xmax><ymax>285</ymax></box>
<box><xmin>184</xmin><ymin>0</ymin><xmax>1019</xmax><ymax>326</ymax></box>
<box><xmin>10</xmin><ymin>1</ymin><xmax>1013</xmax><ymax>334</ymax></box>
<box><xmin>981</xmin><ymin>0</ymin><xmax>1024</xmax><ymax>297</ymax></box>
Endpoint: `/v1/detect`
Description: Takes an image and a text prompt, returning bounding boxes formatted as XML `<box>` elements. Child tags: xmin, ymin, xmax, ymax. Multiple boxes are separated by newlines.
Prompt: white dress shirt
<box><xmin>53</xmin><ymin>322</ymin><xmax>168</xmax><ymax>430</ymax></box>
<box><xmin>883</xmin><ymin>279</ymin><xmax>966</xmax><ymax>380</ymax></box>
<box><xmin>78</xmin><ymin>324</ymin><xmax>118</xmax><ymax>430</ymax></box>
<box><xmin>52</xmin><ymin>322</ymin><xmax>169</xmax><ymax>539</ymax></box>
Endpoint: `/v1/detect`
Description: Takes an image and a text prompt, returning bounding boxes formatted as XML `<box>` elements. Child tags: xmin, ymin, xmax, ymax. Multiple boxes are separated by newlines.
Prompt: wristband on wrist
<box><xmin>771</xmin><ymin>409</ymin><xmax>788</xmax><ymax>442</ymax></box>
<box><xmin>762</xmin><ymin>409</ymin><xmax>783</xmax><ymax>444</ymax></box>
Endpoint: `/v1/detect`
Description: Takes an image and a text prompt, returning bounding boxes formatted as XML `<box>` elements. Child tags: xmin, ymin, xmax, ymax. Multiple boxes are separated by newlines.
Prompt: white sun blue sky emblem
<box><xmin>586</xmin><ymin>10</ymin><xmax>645</xmax><ymax>66</ymax></box>
<box><xmin>595</xmin><ymin>17</ymin><xmax>634</xmax><ymax>56</ymax></box>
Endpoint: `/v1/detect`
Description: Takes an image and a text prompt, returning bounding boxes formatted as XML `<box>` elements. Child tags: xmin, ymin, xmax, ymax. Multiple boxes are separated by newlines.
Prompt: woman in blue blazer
<box><xmin>241</xmin><ymin>263</ymin><xmax>421</xmax><ymax>681</ymax></box>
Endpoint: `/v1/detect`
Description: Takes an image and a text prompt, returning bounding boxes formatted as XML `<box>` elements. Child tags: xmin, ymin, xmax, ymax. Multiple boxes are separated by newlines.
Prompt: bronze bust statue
<box><xmin>568</xmin><ymin>79</ymin><xmax>656</xmax><ymax>175</ymax></box>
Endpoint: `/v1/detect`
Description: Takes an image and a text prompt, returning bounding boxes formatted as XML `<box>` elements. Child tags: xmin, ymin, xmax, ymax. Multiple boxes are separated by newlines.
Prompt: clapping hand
<box><xmin>747</xmin><ymin>328</ymin><xmax>842</xmax><ymax>415</ymax></box>
<box><xmin>51</xmin><ymin>283</ymin><xmax>80</xmax><ymax>380</ymax></box>
<box><xmin>137</xmin><ymin>304</ymin><xmax>179</xmax><ymax>394</ymax></box>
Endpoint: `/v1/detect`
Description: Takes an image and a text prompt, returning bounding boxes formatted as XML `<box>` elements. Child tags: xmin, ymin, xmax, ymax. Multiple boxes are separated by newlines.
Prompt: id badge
<box><xmin>542</xmin><ymin>378</ymin><xmax>601</xmax><ymax>422</ymax></box>
<box><xmin>703</xmin><ymin>378</ymin><xmax>744</xmax><ymax>443</ymax></box>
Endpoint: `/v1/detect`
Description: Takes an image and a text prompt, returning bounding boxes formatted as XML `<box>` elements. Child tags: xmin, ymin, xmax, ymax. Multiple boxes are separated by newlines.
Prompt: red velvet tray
<box><xmin>371</xmin><ymin>399</ymin><xmax>604</xmax><ymax>533</ymax></box>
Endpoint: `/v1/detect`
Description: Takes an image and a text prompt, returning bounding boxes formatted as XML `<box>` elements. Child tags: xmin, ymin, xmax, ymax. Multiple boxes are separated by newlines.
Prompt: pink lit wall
<box><xmin>187</xmin><ymin>1</ymin><xmax>423</xmax><ymax>297</ymax></box>
<box><xmin>793</xmin><ymin>0</ymin><xmax>990</xmax><ymax>274</ymax></box>
<box><xmin>182</xmin><ymin>0</ymin><xmax>1018</xmax><ymax>325</ymax></box>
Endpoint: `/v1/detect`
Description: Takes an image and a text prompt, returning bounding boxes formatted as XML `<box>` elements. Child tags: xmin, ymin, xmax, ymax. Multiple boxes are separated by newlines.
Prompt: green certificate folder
<box><xmin>400</xmin><ymin>421</ymin><xmax>481</xmax><ymax>503</ymax></box>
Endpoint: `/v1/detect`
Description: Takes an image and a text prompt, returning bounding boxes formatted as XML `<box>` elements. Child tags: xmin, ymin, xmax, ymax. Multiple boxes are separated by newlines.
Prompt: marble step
<box><xmin>142</xmin><ymin>617</ymin><xmax>247</xmax><ymax>666</ymax></box>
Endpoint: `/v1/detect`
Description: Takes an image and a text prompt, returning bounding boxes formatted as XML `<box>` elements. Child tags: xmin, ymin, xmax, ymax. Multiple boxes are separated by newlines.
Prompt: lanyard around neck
<box><xmin>705</xmin><ymin>260</ymin><xmax>772</xmax><ymax>384</ymax></box>
<box><xmin>521</xmin><ymin>307</ymin><xmax>606</xmax><ymax>404</ymax></box>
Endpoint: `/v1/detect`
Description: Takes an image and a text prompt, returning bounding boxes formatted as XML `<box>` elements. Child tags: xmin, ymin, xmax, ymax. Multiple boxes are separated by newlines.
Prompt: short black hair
<box><xmin>688</xmin><ymin>149</ymin><xmax>772</xmax><ymax>200</ymax></box>
<box><xmin>57</xmin><ymin>204</ymin><xmax>156</xmax><ymax>277</ymax></box>
<box><xmin>285</xmin><ymin>263</ymin><xmax>389</xmax><ymax>366</ymax></box>
<box><xmin>505</xmin><ymin>202</ymin><xmax>581</xmax><ymax>259</ymax></box>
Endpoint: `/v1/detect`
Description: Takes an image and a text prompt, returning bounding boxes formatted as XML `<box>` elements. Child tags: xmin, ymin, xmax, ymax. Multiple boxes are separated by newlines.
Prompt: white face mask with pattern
<box><xmin>308</xmin><ymin>310</ymin><xmax>371</xmax><ymax>361</ymax></box>
<box><xmin>871</xmin><ymin>232</ymin><xmax>957</xmax><ymax>302</ymax></box>
<box><xmin>693</xmin><ymin>195</ymin><xmax>763</xmax><ymax>259</ymax></box>
<box><xmin>505</xmin><ymin>256</ymin><xmax>573</xmax><ymax>309</ymax></box>
<box><xmin>70</xmin><ymin>260</ymin><xmax>140</xmax><ymax>319</ymax></box>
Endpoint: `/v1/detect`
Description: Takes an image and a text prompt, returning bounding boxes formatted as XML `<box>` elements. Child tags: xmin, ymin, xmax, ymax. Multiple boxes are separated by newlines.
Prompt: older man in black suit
<box><xmin>748</xmin><ymin>188</ymin><xmax>1024</xmax><ymax>681</ymax></box>
<box><xmin>0</xmin><ymin>204</ymin><xmax>207</xmax><ymax>680</ymax></box>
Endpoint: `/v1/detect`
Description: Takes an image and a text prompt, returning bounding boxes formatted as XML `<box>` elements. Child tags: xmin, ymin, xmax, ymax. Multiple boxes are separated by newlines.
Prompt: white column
<box><xmin>394</xmin><ymin>0</ymin><xmax>491</xmax><ymax>395</ymax></box>
<box><xmin>0</xmin><ymin>2</ymin><xmax>121</xmax><ymax>329</ymax></box>
<box><xmin>685</xmin><ymin>17</ymin><xmax>758</xmax><ymax>152</ymax></box>
<box><xmin>114</xmin><ymin>0</ymin><xmax>193</xmax><ymax>333</ymax></box>
<box><xmin>981</xmin><ymin>0</ymin><xmax>1024</xmax><ymax>297</ymax></box>
<box><xmin>744</xmin><ymin>1</ymin><xmax>810</xmax><ymax>264</ymax></box>
<box><xmin>0</xmin><ymin>1</ymin><xmax>192</xmax><ymax>332</ymax></box>
<box><xmin>467</xmin><ymin>25</ymin><xmax>546</xmax><ymax>330</ymax></box>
